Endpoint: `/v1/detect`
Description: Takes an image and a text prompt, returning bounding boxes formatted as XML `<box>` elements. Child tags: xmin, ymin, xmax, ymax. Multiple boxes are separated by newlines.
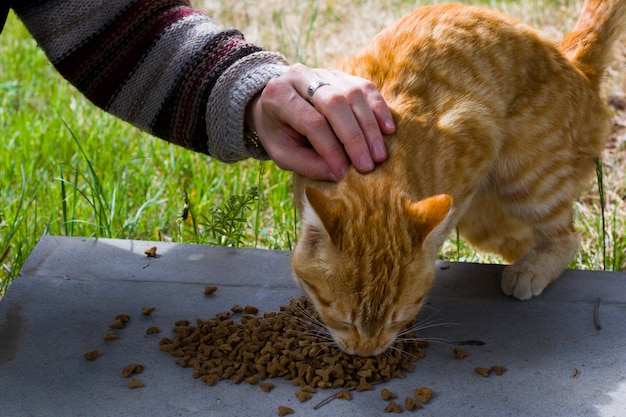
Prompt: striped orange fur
<box><xmin>292</xmin><ymin>1</ymin><xmax>626</xmax><ymax>356</ymax></box>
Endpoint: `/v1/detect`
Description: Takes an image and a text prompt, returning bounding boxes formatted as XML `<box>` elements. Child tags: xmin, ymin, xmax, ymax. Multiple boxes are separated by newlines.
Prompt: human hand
<box><xmin>246</xmin><ymin>63</ymin><xmax>396</xmax><ymax>181</ymax></box>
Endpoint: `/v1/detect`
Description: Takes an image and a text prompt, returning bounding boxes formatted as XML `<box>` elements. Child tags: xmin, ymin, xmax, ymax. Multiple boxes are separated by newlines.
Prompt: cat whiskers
<box><xmin>385</xmin><ymin>344</ymin><xmax>423</xmax><ymax>361</ymax></box>
<box><xmin>283</xmin><ymin>305</ymin><xmax>331</xmax><ymax>337</ymax></box>
<box><xmin>278</xmin><ymin>304</ymin><xmax>340</xmax><ymax>354</ymax></box>
<box><xmin>392</xmin><ymin>311</ymin><xmax>464</xmax><ymax>349</ymax></box>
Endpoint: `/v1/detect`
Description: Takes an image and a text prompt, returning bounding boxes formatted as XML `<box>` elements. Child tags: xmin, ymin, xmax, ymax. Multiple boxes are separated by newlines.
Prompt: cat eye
<box><xmin>331</xmin><ymin>320</ymin><xmax>355</xmax><ymax>331</ymax></box>
<box><xmin>387</xmin><ymin>321</ymin><xmax>409</xmax><ymax>331</ymax></box>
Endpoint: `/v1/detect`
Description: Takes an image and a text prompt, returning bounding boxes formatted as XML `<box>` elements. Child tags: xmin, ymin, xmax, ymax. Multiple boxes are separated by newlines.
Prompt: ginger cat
<box><xmin>291</xmin><ymin>0</ymin><xmax>626</xmax><ymax>357</ymax></box>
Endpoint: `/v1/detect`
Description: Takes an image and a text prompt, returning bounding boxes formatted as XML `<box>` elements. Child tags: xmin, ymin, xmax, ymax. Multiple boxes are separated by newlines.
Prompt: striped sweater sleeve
<box><xmin>11</xmin><ymin>0</ymin><xmax>290</xmax><ymax>162</ymax></box>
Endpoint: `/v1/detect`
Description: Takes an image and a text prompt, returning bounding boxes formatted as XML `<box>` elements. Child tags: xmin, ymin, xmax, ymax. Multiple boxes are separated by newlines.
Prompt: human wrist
<box><xmin>244</xmin><ymin>92</ymin><xmax>264</xmax><ymax>151</ymax></box>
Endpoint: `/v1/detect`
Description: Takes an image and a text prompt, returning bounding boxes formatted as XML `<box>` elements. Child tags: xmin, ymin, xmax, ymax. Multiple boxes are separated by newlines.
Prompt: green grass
<box><xmin>2</xmin><ymin>0</ymin><xmax>626</xmax><ymax>295</ymax></box>
<box><xmin>0</xmin><ymin>11</ymin><xmax>296</xmax><ymax>294</ymax></box>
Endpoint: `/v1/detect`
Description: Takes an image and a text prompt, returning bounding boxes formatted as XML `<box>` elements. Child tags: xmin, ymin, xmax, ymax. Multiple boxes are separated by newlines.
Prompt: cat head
<box><xmin>292</xmin><ymin>184</ymin><xmax>452</xmax><ymax>357</ymax></box>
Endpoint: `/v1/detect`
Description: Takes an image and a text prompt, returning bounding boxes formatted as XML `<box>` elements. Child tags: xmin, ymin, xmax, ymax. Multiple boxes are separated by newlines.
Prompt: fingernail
<box><xmin>372</xmin><ymin>141</ymin><xmax>387</xmax><ymax>161</ymax></box>
<box><xmin>328</xmin><ymin>172</ymin><xmax>339</xmax><ymax>182</ymax></box>
<box><xmin>359</xmin><ymin>154</ymin><xmax>374</xmax><ymax>172</ymax></box>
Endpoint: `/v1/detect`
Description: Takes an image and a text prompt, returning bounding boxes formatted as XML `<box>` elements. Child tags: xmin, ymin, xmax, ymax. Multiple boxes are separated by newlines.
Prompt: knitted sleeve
<box><xmin>11</xmin><ymin>0</ymin><xmax>290</xmax><ymax>162</ymax></box>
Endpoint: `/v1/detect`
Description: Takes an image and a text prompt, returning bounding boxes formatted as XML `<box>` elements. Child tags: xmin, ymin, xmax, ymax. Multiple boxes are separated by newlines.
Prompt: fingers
<box><xmin>250</xmin><ymin>63</ymin><xmax>395</xmax><ymax>181</ymax></box>
<box><xmin>259</xmin><ymin>90</ymin><xmax>350</xmax><ymax>180</ymax></box>
<box><xmin>266</xmin><ymin>134</ymin><xmax>341</xmax><ymax>181</ymax></box>
<box><xmin>302</xmin><ymin>67</ymin><xmax>395</xmax><ymax>171</ymax></box>
<box><xmin>309</xmin><ymin>81</ymin><xmax>376</xmax><ymax>172</ymax></box>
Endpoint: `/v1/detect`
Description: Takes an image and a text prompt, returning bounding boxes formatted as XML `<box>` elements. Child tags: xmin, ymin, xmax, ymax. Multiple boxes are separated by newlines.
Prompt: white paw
<box><xmin>501</xmin><ymin>263</ymin><xmax>550</xmax><ymax>300</ymax></box>
<box><xmin>502</xmin><ymin>232</ymin><xmax>578</xmax><ymax>300</ymax></box>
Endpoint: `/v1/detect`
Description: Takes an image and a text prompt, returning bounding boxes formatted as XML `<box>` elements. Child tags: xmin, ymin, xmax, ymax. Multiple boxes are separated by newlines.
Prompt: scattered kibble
<box><xmin>146</xmin><ymin>326</ymin><xmax>161</xmax><ymax>334</ymax></box>
<box><xmin>453</xmin><ymin>347</ymin><xmax>469</xmax><ymax>359</ymax></box>
<box><xmin>474</xmin><ymin>367</ymin><xmax>491</xmax><ymax>377</ymax></box>
<box><xmin>260</xmin><ymin>382</ymin><xmax>275</xmax><ymax>392</ymax></box>
<box><xmin>244</xmin><ymin>305</ymin><xmax>259</xmax><ymax>315</ymax></box>
<box><xmin>405</xmin><ymin>396</ymin><xmax>421</xmax><ymax>411</ymax></box>
<box><xmin>231</xmin><ymin>305</ymin><xmax>245</xmax><ymax>313</ymax></box>
<box><xmin>356</xmin><ymin>377</ymin><xmax>375</xmax><ymax>392</ymax></box>
<box><xmin>277</xmin><ymin>406</ymin><xmax>294</xmax><ymax>416</ymax></box>
<box><xmin>336</xmin><ymin>390</ymin><xmax>353</xmax><ymax>400</ymax></box>
<box><xmin>127</xmin><ymin>377</ymin><xmax>144</xmax><ymax>389</ymax></box>
<box><xmin>84</xmin><ymin>349</ymin><xmax>100</xmax><ymax>361</ymax></box>
<box><xmin>122</xmin><ymin>364</ymin><xmax>144</xmax><ymax>378</ymax></box>
<box><xmin>160</xmin><ymin>296</ymin><xmax>427</xmax><ymax>393</ymax></box>
<box><xmin>245</xmin><ymin>375</ymin><xmax>260</xmax><ymax>385</ymax></box>
<box><xmin>491</xmin><ymin>365</ymin><xmax>507</xmax><ymax>376</ymax></box>
<box><xmin>413</xmin><ymin>387</ymin><xmax>433</xmax><ymax>404</ymax></box>
<box><xmin>116</xmin><ymin>314</ymin><xmax>131</xmax><ymax>323</ymax></box>
<box><xmin>142</xmin><ymin>306</ymin><xmax>156</xmax><ymax>316</ymax></box>
<box><xmin>103</xmin><ymin>332</ymin><xmax>118</xmax><ymax>341</ymax></box>
<box><xmin>201</xmin><ymin>374</ymin><xmax>218</xmax><ymax>386</ymax></box>
<box><xmin>295</xmin><ymin>390</ymin><xmax>313</xmax><ymax>402</ymax></box>
<box><xmin>384</xmin><ymin>401</ymin><xmax>402</xmax><ymax>413</ymax></box>
<box><xmin>109</xmin><ymin>319</ymin><xmax>125</xmax><ymax>329</ymax></box>
<box><xmin>204</xmin><ymin>285</ymin><xmax>218</xmax><ymax>295</ymax></box>
<box><xmin>381</xmin><ymin>388</ymin><xmax>397</xmax><ymax>400</ymax></box>
<box><xmin>144</xmin><ymin>246</ymin><xmax>157</xmax><ymax>257</ymax></box>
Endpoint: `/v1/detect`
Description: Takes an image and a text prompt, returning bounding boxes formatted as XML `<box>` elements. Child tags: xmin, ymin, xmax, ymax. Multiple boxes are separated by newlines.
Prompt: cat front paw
<box><xmin>501</xmin><ymin>264</ymin><xmax>550</xmax><ymax>300</ymax></box>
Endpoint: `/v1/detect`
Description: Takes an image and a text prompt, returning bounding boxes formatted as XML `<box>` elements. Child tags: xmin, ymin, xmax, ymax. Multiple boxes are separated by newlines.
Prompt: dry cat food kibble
<box><xmin>413</xmin><ymin>387</ymin><xmax>433</xmax><ymax>404</ymax></box>
<box><xmin>231</xmin><ymin>304</ymin><xmax>244</xmax><ymax>313</ymax></box>
<box><xmin>260</xmin><ymin>382</ymin><xmax>275</xmax><ymax>392</ymax></box>
<box><xmin>144</xmin><ymin>246</ymin><xmax>157</xmax><ymax>257</ymax></box>
<box><xmin>295</xmin><ymin>389</ymin><xmax>312</xmax><ymax>402</ymax></box>
<box><xmin>405</xmin><ymin>396</ymin><xmax>420</xmax><ymax>410</ymax></box>
<box><xmin>336</xmin><ymin>390</ymin><xmax>353</xmax><ymax>400</ymax></box>
<box><xmin>384</xmin><ymin>401</ymin><xmax>402</xmax><ymax>413</ymax></box>
<box><xmin>146</xmin><ymin>326</ymin><xmax>161</xmax><ymax>334</ymax></box>
<box><xmin>84</xmin><ymin>349</ymin><xmax>100</xmax><ymax>361</ymax></box>
<box><xmin>245</xmin><ymin>375</ymin><xmax>260</xmax><ymax>385</ymax></box>
<box><xmin>474</xmin><ymin>365</ymin><xmax>507</xmax><ymax>377</ymax></box>
<box><xmin>122</xmin><ymin>364</ymin><xmax>144</xmax><ymax>378</ymax></box>
<box><xmin>381</xmin><ymin>388</ymin><xmax>397</xmax><ymax>400</ymax></box>
<box><xmin>160</xmin><ymin>296</ymin><xmax>427</xmax><ymax>392</ymax></box>
<box><xmin>142</xmin><ymin>306</ymin><xmax>156</xmax><ymax>315</ymax></box>
<box><xmin>244</xmin><ymin>305</ymin><xmax>259</xmax><ymax>315</ymax></box>
<box><xmin>127</xmin><ymin>377</ymin><xmax>144</xmax><ymax>389</ymax></box>
<box><xmin>103</xmin><ymin>332</ymin><xmax>118</xmax><ymax>341</ymax></box>
<box><xmin>491</xmin><ymin>365</ymin><xmax>507</xmax><ymax>376</ymax></box>
<box><xmin>277</xmin><ymin>406</ymin><xmax>294</xmax><ymax>416</ymax></box>
<box><xmin>203</xmin><ymin>285</ymin><xmax>218</xmax><ymax>295</ymax></box>
<box><xmin>109</xmin><ymin>319</ymin><xmax>125</xmax><ymax>329</ymax></box>
<box><xmin>116</xmin><ymin>314</ymin><xmax>131</xmax><ymax>323</ymax></box>
<box><xmin>109</xmin><ymin>314</ymin><xmax>130</xmax><ymax>329</ymax></box>
<box><xmin>453</xmin><ymin>347</ymin><xmax>469</xmax><ymax>359</ymax></box>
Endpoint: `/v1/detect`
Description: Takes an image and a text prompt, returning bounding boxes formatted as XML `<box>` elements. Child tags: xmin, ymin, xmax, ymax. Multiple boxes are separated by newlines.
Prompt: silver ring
<box><xmin>307</xmin><ymin>79</ymin><xmax>331</xmax><ymax>98</ymax></box>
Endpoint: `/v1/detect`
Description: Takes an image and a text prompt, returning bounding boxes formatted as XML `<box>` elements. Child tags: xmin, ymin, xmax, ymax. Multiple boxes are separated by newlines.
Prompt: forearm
<box><xmin>12</xmin><ymin>0</ymin><xmax>289</xmax><ymax>162</ymax></box>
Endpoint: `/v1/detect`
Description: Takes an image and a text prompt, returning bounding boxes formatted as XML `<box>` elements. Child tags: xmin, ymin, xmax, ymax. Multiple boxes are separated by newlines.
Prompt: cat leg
<box><xmin>501</xmin><ymin>210</ymin><xmax>580</xmax><ymax>300</ymax></box>
<box><xmin>458</xmin><ymin>190</ymin><xmax>535</xmax><ymax>263</ymax></box>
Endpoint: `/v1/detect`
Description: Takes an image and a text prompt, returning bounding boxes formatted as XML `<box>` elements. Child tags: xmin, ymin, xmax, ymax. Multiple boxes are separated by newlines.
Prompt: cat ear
<box><xmin>303</xmin><ymin>186</ymin><xmax>343</xmax><ymax>246</ymax></box>
<box><xmin>405</xmin><ymin>194</ymin><xmax>453</xmax><ymax>244</ymax></box>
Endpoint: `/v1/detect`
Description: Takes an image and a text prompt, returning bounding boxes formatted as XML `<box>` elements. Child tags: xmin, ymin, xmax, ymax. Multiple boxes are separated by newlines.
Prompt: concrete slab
<box><xmin>0</xmin><ymin>235</ymin><xmax>625</xmax><ymax>417</ymax></box>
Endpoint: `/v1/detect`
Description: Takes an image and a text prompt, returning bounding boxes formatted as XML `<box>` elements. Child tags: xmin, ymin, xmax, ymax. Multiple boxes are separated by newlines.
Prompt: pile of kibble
<box><xmin>159</xmin><ymin>295</ymin><xmax>428</xmax><ymax>390</ymax></box>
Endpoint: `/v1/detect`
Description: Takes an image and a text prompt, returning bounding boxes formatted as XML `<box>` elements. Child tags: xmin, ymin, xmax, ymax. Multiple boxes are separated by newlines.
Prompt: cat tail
<box><xmin>560</xmin><ymin>0</ymin><xmax>626</xmax><ymax>87</ymax></box>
